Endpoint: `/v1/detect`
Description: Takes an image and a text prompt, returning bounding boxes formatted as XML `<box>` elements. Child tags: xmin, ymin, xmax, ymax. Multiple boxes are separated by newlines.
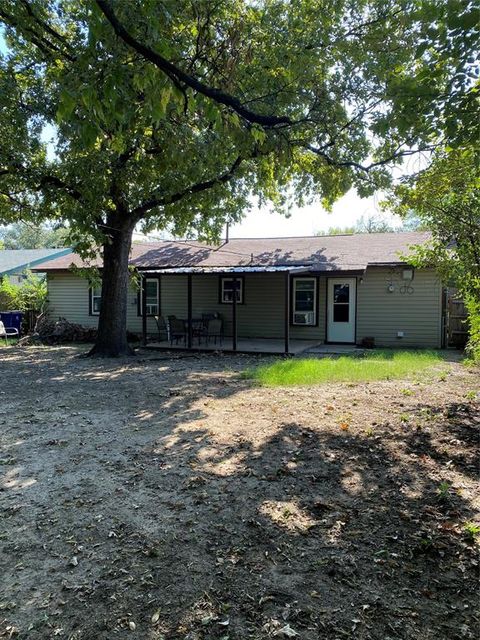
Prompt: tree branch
<box><xmin>304</xmin><ymin>8</ymin><xmax>404</xmax><ymax>51</ymax></box>
<box><xmin>304</xmin><ymin>143</ymin><xmax>438</xmax><ymax>172</ymax></box>
<box><xmin>132</xmin><ymin>155</ymin><xmax>244</xmax><ymax>219</ymax></box>
<box><xmin>95</xmin><ymin>0</ymin><xmax>292</xmax><ymax>128</ymax></box>
<box><xmin>1</xmin><ymin>162</ymin><xmax>84</xmax><ymax>202</ymax></box>
<box><xmin>0</xmin><ymin>5</ymin><xmax>75</xmax><ymax>63</ymax></box>
<box><xmin>19</xmin><ymin>0</ymin><xmax>74</xmax><ymax>54</ymax></box>
<box><xmin>38</xmin><ymin>175</ymin><xmax>83</xmax><ymax>201</ymax></box>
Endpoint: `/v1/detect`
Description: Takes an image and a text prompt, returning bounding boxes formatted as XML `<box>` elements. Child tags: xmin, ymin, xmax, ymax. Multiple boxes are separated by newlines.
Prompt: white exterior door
<box><xmin>327</xmin><ymin>278</ymin><xmax>356</xmax><ymax>343</ymax></box>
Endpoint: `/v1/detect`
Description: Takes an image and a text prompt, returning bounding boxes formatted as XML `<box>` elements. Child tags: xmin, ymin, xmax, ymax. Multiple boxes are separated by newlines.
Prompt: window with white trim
<box><xmin>220</xmin><ymin>277</ymin><xmax>243</xmax><ymax>304</ymax></box>
<box><xmin>139</xmin><ymin>278</ymin><xmax>159</xmax><ymax>315</ymax></box>
<box><xmin>90</xmin><ymin>287</ymin><xmax>102</xmax><ymax>315</ymax></box>
<box><xmin>292</xmin><ymin>278</ymin><xmax>316</xmax><ymax>325</ymax></box>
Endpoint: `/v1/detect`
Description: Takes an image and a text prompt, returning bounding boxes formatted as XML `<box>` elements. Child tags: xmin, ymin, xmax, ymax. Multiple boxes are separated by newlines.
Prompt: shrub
<box><xmin>0</xmin><ymin>276</ymin><xmax>20</xmax><ymax>310</ymax></box>
<box><xmin>465</xmin><ymin>292</ymin><xmax>480</xmax><ymax>364</ymax></box>
<box><xmin>0</xmin><ymin>272</ymin><xmax>48</xmax><ymax>330</ymax></box>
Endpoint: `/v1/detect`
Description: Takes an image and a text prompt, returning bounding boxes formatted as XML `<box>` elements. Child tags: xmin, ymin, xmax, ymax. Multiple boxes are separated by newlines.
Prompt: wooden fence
<box><xmin>445</xmin><ymin>289</ymin><xmax>468</xmax><ymax>348</ymax></box>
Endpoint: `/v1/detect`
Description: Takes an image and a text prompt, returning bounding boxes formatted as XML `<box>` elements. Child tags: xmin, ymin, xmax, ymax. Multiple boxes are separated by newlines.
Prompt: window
<box><xmin>292</xmin><ymin>278</ymin><xmax>316</xmax><ymax>325</ymax></box>
<box><xmin>139</xmin><ymin>278</ymin><xmax>159</xmax><ymax>316</ymax></box>
<box><xmin>333</xmin><ymin>283</ymin><xmax>350</xmax><ymax>323</ymax></box>
<box><xmin>90</xmin><ymin>287</ymin><xmax>102</xmax><ymax>315</ymax></box>
<box><xmin>220</xmin><ymin>277</ymin><xmax>244</xmax><ymax>304</ymax></box>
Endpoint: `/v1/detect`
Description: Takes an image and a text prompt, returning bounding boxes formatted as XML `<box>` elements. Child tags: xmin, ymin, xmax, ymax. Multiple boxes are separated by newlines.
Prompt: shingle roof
<box><xmin>37</xmin><ymin>232</ymin><xmax>431</xmax><ymax>273</ymax></box>
<box><xmin>0</xmin><ymin>248</ymin><xmax>72</xmax><ymax>276</ymax></box>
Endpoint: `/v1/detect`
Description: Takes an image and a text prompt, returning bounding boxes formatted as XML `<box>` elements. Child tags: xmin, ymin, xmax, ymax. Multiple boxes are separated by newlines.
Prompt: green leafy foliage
<box><xmin>0</xmin><ymin>271</ymin><xmax>47</xmax><ymax>317</ymax></box>
<box><xmin>0</xmin><ymin>0</ymin><xmax>478</xmax><ymax>354</ymax></box>
<box><xmin>0</xmin><ymin>223</ymin><xmax>68</xmax><ymax>249</ymax></box>
<box><xmin>319</xmin><ymin>212</ymin><xmax>426</xmax><ymax>235</ymax></box>
<box><xmin>320</xmin><ymin>215</ymin><xmax>396</xmax><ymax>235</ymax></box>
<box><xmin>1</xmin><ymin>1</ymin><xmax>478</xmax><ymax>239</ymax></box>
<box><xmin>437</xmin><ymin>481</ymin><xmax>451</xmax><ymax>501</ymax></box>
<box><xmin>464</xmin><ymin>293</ymin><xmax>480</xmax><ymax>363</ymax></box>
<box><xmin>0</xmin><ymin>275</ymin><xmax>18</xmax><ymax>310</ymax></box>
<box><xmin>390</xmin><ymin>148</ymin><xmax>480</xmax><ymax>361</ymax></box>
<box><xmin>463</xmin><ymin>521</ymin><xmax>480</xmax><ymax>542</ymax></box>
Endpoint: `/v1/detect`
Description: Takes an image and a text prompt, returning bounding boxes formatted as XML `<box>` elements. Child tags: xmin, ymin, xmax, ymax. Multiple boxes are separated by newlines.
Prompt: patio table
<box><xmin>182</xmin><ymin>318</ymin><xmax>207</xmax><ymax>344</ymax></box>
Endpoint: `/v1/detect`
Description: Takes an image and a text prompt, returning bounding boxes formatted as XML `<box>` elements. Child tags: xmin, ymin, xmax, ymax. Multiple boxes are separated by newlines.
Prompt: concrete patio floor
<box><xmin>144</xmin><ymin>338</ymin><xmax>322</xmax><ymax>355</ymax></box>
<box><xmin>305</xmin><ymin>344</ymin><xmax>364</xmax><ymax>355</ymax></box>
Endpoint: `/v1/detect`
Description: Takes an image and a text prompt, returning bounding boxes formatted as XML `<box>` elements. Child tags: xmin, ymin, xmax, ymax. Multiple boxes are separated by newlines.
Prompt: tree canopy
<box><xmin>390</xmin><ymin>147</ymin><xmax>480</xmax><ymax>360</ymax></box>
<box><xmin>320</xmin><ymin>214</ymin><xmax>398</xmax><ymax>235</ymax></box>
<box><xmin>0</xmin><ymin>0</ymin><xmax>478</xmax><ymax>355</ymax></box>
<box><xmin>0</xmin><ymin>222</ymin><xmax>68</xmax><ymax>248</ymax></box>
<box><xmin>391</xmin><ymin>148</ymin><xmax>480</xmax><ymax>285</ymax></box>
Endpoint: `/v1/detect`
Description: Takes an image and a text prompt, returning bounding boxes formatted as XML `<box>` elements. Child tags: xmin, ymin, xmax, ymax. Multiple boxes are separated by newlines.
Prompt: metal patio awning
<box><xmin>141</xmin><ymin>265</ymin><xmax>312</xmax><ymax>275</ymax></box>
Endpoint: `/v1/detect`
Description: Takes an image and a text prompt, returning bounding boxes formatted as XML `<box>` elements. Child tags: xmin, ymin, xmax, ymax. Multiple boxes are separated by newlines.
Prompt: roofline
<box><xmin>368</xmin><ymin>260</ymin><xmax>410</xmax><ymax>266</ymax></box>
<box><xmin>41</xmin><ymin>263</ymin><xmax>411</xmax><ymax>275</ymax></box>
<box><xmin>132</xmin><ymin>231</ymin><xmax>429</xmax><ymax>243</ymax></box>
<box><xmin>1</xmin><ymin>248</ymin><xmax>73</xmax><ymax>276</ymax></box>
<box><xmin>142</xmin><ymin>265</ymin><xmax>313</xmax><ymax>275</ymax></box>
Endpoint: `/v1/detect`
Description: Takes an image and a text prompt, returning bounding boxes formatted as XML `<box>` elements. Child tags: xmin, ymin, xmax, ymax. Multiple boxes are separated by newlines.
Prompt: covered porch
<box><xmin>145</xmin><ymin>337</ymin><xmax>321</xmax><ymax>355</ymax></box>
<box><xmin>139</xmin><ymin>265</ymin><xmax>314</xmax><ymax>355</ymax></box>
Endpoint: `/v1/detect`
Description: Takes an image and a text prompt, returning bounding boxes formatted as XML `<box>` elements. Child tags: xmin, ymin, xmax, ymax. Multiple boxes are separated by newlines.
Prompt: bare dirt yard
<box><xmin>0</xmin><ymin>346</ymin><xmax>479</xmax><ymax>640</ymax></box>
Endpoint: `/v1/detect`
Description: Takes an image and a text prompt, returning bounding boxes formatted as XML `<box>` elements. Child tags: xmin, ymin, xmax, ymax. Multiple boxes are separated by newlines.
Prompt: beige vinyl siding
<box><xmin>160</xmin><ymin>275</ymin><xmax>188</xmax><ymax>320</ymax></box>
<box><xmin>356</xmin><ymin>267</ymin><xmax>442</xmax><ymax>348</ymax></box>
<box><xmin>140</xmin><ymin>273</ymin><xmax>291</xmax><ymax>339</ymax></box>
<box><xmin>47</xmin><ymin>267</ymin><xmax>442</xmax><ymax>348</ymax></box>
<box><xmin>47</xmin><ymin>273</ymin><xmax>97</xmax><ymax>328</ymax></box>
<box><xmin>290</xmin><ymin>276</ymin><xmax>326</xmax><ymax>341</ymax></box>
<box><xmin>189</xmin><ymin>273</ymin><xmax>324</xmax><ymax>339</ymax></box>
<box><xmin>126</xmin><ymin>282</ymin><xmax>157</xmax><ymax>334</ymax></box>
<box><xmin>47</xmin><ymin>273</ymin><xmax>158</xmax><ymax>334</ymax></box>
<box><xmin>191</xmin><ymin>273</ymin><xmax>284</xmax><ymax>338</ymax></box>
<box><xmin>47</xmin><ymin>272</ymin><xmax>325</xmax><ymax>341</ymax></box>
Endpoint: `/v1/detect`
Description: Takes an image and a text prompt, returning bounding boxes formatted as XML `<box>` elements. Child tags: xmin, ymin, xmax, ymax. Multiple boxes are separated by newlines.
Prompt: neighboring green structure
<box><xmin>37</xmin><ymin>232</ymin><xmax>444</xmax><ymax>352</ymax></box>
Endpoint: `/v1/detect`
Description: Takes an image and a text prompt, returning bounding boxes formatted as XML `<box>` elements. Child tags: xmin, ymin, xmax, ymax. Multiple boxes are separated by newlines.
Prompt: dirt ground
<box><xmin>0</xmin><ymin>346</ymin><xmax>478</xmax><ymax>640</ymax></box>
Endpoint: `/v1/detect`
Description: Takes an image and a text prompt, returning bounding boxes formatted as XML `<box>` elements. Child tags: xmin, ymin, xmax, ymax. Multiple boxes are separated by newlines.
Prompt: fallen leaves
<box><xmin>0</xmin><ymin>348</ymin><xmax>478</xmax><ymax>640</ymax></box>
<box><xmin>273</xmin><ymin>623</ymin><xmax>300</xmax><ymax>637</ymax></box>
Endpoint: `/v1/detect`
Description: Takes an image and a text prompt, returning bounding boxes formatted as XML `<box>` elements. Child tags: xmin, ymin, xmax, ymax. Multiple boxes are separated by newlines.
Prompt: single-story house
<box><xmin>36</xmin><ymin>231</ymin><xmax>444</xmax><ymax>353</ymax></box>
<box><xmin>0</xmin><ymin>248</ymin><xmax>72</xmax><ymax>286</ymax></box>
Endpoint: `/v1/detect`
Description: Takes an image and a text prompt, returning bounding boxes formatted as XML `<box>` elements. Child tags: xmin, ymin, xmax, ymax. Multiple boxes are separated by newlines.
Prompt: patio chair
<box><xmin>197</xmin><ymin>314</ymin><xmax>217</xmax><ymax>344</ymax></box>
<box><xmin>191</xmin><ymin>317</ymin><xmax>208</xmax><ymax>344</ymax></box>
<box><xmin>168</xmin><ymin>316</ymin><xmax>187</xmax><ymax>346</ymax></box>
<box><xmin>154</xmin><ymin>315</ymin><xmax>169</xmax><ymax>342</ymax></box>
<box><xmin>0</xmin><ymin>320</ymin><xmax>19</xmax><ymax>345</ymax></box>
<box><xmin>206</xmin><ymin>318</ymin><xmax>223</xmax><ymax>346</ymax></box>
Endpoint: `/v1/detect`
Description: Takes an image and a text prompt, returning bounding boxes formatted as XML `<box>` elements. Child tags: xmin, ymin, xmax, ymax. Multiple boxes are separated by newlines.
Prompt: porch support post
<box><xmin>284</xmin><ymin>271</ymin><xmax>290</xmax><ymax>354</ymax></box>
<box><xmin>141</xmin><ymin>273</ymin><xmax>147</xmax><ymax>346</ymax></box>
<box><xmin>187</xmin><ymin>273</ymin><xmax>193</xmax><ymax>349</ymax></box>
<box><xmin>232</xmin><ymin>276</ymin><xmax>238</xmax><ymax>351</ymax></box>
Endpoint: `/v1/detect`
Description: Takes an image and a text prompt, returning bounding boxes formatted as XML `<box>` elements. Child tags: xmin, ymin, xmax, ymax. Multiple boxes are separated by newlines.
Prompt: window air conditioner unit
<box><xmin>294</xmin><ymin>311</ymin><xmax>314</xmax><ymax>325</ymax></box>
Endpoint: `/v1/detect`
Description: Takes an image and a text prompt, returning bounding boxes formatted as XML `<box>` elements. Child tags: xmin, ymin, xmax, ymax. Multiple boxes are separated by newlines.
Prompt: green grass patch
<box><xmin>243</xmin><ymin>350</ymin><xmax>445</xmax><ymax>386</ymax></box>
<box><xmin>0</xmin><ymin>338</ymin><xmax>18</xmax><ymax>348</ymax></box>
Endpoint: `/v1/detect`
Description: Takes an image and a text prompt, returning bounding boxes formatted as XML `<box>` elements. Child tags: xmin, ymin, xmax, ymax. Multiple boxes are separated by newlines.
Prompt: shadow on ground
<box><xmin>0</xmin><ymin>347</ymin><xmax>478</xmax><ymax>640</ymax></box>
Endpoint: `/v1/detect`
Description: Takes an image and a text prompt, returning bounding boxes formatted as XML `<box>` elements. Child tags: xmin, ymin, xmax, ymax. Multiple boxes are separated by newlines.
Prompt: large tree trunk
<box><xmin>88</xmin><ymin>220</ymin><xmax>135</xmax><ymax>357</ymax></box>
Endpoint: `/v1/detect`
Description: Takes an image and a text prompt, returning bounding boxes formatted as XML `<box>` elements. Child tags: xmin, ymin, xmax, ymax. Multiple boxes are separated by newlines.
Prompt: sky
<box><xmin>223</xmin><ymin>150</ymin><xmax>430</xmax><ymax>238</ymax></box>
<box><xmin>230</xmin><ymin>192</ymin><xmax>401</xmax><ymax>238</ymax></box>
